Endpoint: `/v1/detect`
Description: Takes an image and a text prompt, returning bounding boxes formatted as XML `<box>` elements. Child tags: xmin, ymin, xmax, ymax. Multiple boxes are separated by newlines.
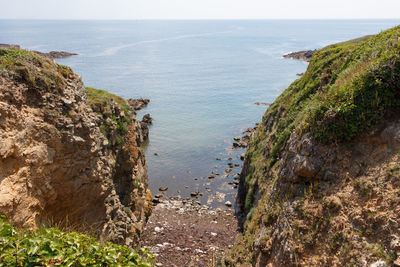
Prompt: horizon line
<box><xmin>1</xmin><ymin>18</ymin><xmax>400</xmax><ymax>21</ymax></box>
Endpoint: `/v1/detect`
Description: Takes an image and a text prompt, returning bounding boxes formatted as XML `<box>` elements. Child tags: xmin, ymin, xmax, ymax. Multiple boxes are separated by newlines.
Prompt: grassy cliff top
<box><xmin>86</xmin><ymin>87</ymin><xmax>132</xmax><ymax>115</ymax></box>
<box><xmin>267</xmin><ymin>25</ymin><xmax>400</xmax><ymax>165</ymax></box>
<box><xmin>0</xmin><ymin>48</ymin><xmax>74</xmax><ymax>90</ymax></box>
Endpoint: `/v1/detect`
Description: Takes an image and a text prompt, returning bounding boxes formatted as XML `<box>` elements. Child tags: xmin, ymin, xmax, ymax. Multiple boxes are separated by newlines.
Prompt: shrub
<box><xmin>0</xmin><ymin>216</ymin><xmax>154</xmax><ymax>266</ymax></box>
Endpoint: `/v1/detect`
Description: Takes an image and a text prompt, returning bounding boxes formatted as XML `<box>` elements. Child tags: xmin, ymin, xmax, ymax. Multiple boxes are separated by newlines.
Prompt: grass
<box><xmin>85</xmin><ymin>87</ymin><xmax>132</xmax><ymax>115</ymax></box>
<box><xmin>0</xmin><ymin>48</ymin><xmax>73</xmax><ymax>90</ymax></box>
<box><xmin>0</xmin><ymin>216</ymin><xmax>154</xmax><ymax>266</ymax></box>
<box><xmin>229</xmin><ymin>26</ymin><xmax>400</xmax><ymax>265</ymax></box>
<box><xmin>85</xmin><ymin>87</ymin><xmax>133</xmax><ymax>146</ymax></box>
<box><xmin>264</xmin><ymin>26</ymin><xmax>400</xmax><ymax>166</ymax></box>
<box><xmin>0</xmin><ymin>50</ymin><xmax>133</xmax><ymax>148</ymax></box>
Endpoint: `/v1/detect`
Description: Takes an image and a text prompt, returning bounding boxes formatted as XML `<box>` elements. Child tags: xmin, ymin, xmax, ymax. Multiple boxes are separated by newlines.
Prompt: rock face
<box><xmin>229</xmin><ymin>26</ymin><xmax>400</xmax><ymax>266</ymax></box>
<box><xmin>0</xmin><ymin>49</ymin><xmax>151</xmax><ymax>246</ymax></box>
<box><xmin>283</xmin><ymin>49</ymin><xmax>316</xmax><ymax>62</ymax></box>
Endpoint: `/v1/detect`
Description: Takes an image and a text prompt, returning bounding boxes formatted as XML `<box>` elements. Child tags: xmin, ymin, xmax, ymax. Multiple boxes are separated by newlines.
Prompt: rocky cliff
<box><xmin>228</xmin><ymin>26</ymin><xmax>400</xmax><ymax>266</ymax></box>
<box><xmin>0</xmin><ymin>48</ymin><xmax>152</xmax><ymax>246</ymax></box>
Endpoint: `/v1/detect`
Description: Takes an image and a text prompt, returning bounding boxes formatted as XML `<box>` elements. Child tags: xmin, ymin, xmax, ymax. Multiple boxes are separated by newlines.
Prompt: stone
<box><xmin>394</xmin><ymin>257</ymin><xmax>400</xmax><ymax>267</ymax></box>
<box><xmin>283</xmin><ymin>50</ymin><xmax>316</xmax><ymax>62</ymax></box>
<box><xmin>159</xmin><ymin>186</ymin><xmax>168</xmax><ymax>192</ymax></box>
<box><xmin>216</xmin><ymin>192</ymin><xmax>226</xmax><ymax>202</ymax></box>
<box><xmin>225</xmin><ymin>201</ymin><xmax>232</xmax><ymax>207</ymax></box>
<box><xmin>370</xmin><ymin>261</ymin><xmax>387</xmax><ymax>267</ymax></box>
<box><xmin>142</xmin><ymin>113</ymin><xmax>153</xmax><ymax>124</ymax></box>
<box><xmin>390</xmin><ymin>235</ymin><xmax>400</xmax><ymax>250</ymax></box>
<box><xmin>127</xmin><ymin>98</ymin><xmax>150</xmax><ymax>111</ymax></box>
<box><xmin>254</xmin><ymin>102</ymin><xmax>269</xmax><ymax>106</ymax></box>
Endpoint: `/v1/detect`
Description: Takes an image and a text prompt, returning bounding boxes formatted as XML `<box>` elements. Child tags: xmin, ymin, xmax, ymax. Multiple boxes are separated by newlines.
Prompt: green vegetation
<box><xmin>266</xmin><ymin>26</ymin><xmax>400</xmax><ymax>165</ymax></box>
<box><xmin>0</xmin><ymin>49</ymin><xmax>72</xmax><ymax>89</ymax></box>
<box><xmin>0</xmin><ymin>216</ymin><xmax>154</xmax><ymax>266</ymax></box>
<box><xmin>0</xmin><ymin>49</ymin><xmax>134</xmax><ymax>147</ymax></box>
<box><xmin>85</xmin><ymin>87</ymin><xmax>132</xmax><ymax>115</ymax></box>
<box><xmin>85</xmin><ymin>87</ymin><xmax>133</xmax><ymax>146</ymax></box>
<box><xmin>230</xmin><ymin>26</ymin><xmax>400</xmax><ymax>266</ymax></box>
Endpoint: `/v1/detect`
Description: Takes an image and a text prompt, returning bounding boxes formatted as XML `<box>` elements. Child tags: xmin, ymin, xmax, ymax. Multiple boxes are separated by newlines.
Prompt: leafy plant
<box><xmin>0</xmin><ymin>216</ymin><xmax>154</xmax><ymax>266</ymax></box>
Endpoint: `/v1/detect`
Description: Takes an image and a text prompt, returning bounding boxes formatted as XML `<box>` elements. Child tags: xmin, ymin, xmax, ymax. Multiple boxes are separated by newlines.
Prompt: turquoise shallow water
<box><xmin>1</xmin><ymin>19</ymin><xmax>399</xmax><ymax>207</ymax></box>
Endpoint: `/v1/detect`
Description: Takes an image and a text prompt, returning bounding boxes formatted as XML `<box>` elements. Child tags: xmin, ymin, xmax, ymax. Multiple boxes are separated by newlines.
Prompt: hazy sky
<box><xmin>1</xmin><ymin>0</ymin><xmax>400</xmax><ymax>20</ymax></box>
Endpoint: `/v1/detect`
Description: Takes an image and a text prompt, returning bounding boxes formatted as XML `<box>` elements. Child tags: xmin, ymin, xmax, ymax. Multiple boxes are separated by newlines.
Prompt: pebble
<box><xmin>211</xmin><ymin>232</ymin><xmax>217</xmax><ymax>237</ymax></box>
<box><xmin>370</xmin><ymin>261</ymin><xmax>387</xmax><ymax>267</ymax></box>
<box><xmin>216</xmin><ymin>192</ymin><xmax>226</xmax><ymax>202</ymax></box>
<box><xmin>190</xmin><ymin>192</ymin><xmax>199</xmax><ymax>197</ymax></box>
<box><xmin>159</xmin><ymin>186</ymin><xmax>168</xmax><ymax>192</ymax></box>
<box><xmin>225</xmin><ymin>201</ymin><xmax>232</xmax><ymax>207</ymax></box>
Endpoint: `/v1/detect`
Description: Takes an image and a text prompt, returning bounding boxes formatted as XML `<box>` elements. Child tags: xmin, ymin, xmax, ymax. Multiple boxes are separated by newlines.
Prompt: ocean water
<box><xmin>1</xmin><ymin>19</ymin><xmax>399</xmax><ymax>207</ymax></box>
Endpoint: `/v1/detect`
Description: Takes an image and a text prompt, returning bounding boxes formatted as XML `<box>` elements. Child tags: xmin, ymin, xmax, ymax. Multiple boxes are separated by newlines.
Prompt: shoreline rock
<box><xmin>283</xmin><ymin>49</ymin><xmax>316</xmax><ymax>62</ymax></box>
<box><xmin>128</xmin><ymin>98</ymin><xmax>150</xmax><ymax>111</ymax></box>
<box><xmin>36</xmin><ymin>50</ymin><xmax>78</xmax><ymax>59</ymax></box>
<box><xmin>0</xmin><ymin>43</ymin><xmax>78</xmax><ymax>59</ymax></box>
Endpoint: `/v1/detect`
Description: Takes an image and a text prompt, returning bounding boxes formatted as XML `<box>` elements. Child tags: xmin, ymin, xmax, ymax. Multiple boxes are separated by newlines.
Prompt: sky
<box><xmin>1</xmin><ymin>0</ymin><xmax>400</xmax><ymax>20</ymax></box>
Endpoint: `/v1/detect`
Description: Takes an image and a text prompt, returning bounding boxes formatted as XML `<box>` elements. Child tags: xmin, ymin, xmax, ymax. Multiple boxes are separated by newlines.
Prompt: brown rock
<box><xmin>0</xmin><ymin>50</ymin><xmax>151</xmax><ymax>245</ymax></box>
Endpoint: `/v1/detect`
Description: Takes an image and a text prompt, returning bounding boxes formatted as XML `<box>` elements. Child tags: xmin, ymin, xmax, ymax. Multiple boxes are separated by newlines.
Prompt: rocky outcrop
<box><xmin>0</xmin><ymin>44</ymin><xmax>21</xmax><ymax>50</ymax></box>
<box><xmin>36</xmin><ymin>51</ymin><xmax>78</xmax><ymax>59</ymax></box>
<box><xmin>128</xmin><ymin>98</ymin><xmax>150</xmax><ymax>111</ymax></box>
<box><xmin>0</xmin><ymin>49</ymin><xmax>151</xmax><ymax>246</ymax></box>
<box><xmin>283</xmin><ymin>49</ymin><xmax>316</xmax><ymax>62</ymax></box>
<box><xmin>228</xmin><ymin>26</ymin><xmax>400</xmax><ymax>266</ymax></box>
<box><xmin>0</xmin><ymin>43</ymin><xmax>77</xmax><ymax>59</ymax></box>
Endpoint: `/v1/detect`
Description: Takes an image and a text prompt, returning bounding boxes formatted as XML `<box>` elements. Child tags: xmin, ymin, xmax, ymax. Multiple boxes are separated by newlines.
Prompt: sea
<box><xmin>1</xmin><ymin>19</ymin><xmax>399</xmax><ymax>207</ymax></box>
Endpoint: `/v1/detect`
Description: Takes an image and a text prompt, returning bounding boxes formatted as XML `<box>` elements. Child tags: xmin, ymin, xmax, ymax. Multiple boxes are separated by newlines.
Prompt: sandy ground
<box><xmin>140</xmin><ymin>197</ymin><xmax>239</xmax><ymax>267</ymax></box>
